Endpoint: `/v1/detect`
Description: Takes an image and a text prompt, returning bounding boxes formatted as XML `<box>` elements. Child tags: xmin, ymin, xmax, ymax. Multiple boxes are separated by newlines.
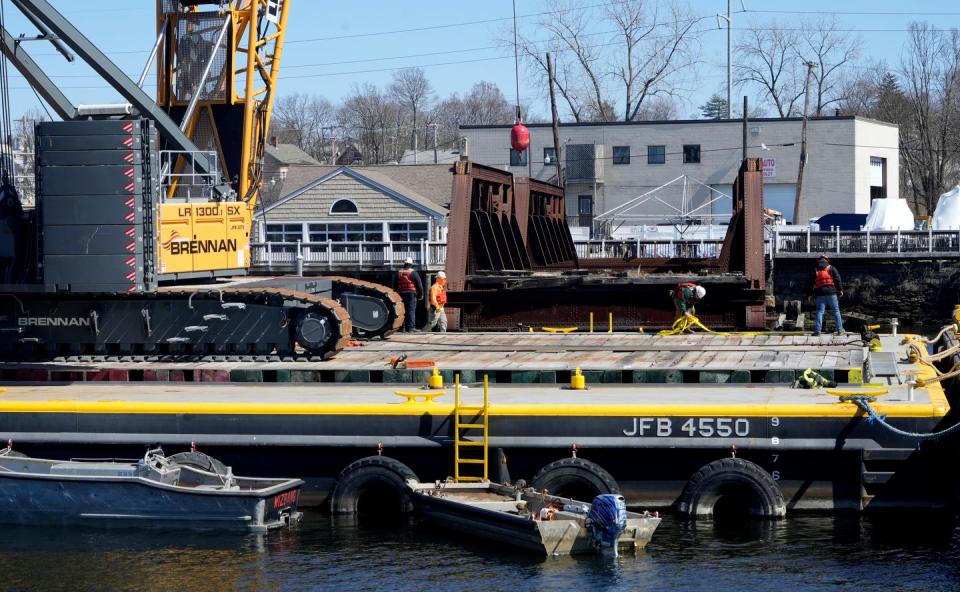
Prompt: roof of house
<box><xmin>399</xmin><ymin>149</ymin><xmax>462</xmax><ymax>165</ymax></box>
<box><xmin>264</xmin><ymin>143</ymin><xmax>321</xmax><ymax>166</ymax></box>
<box><xmin>258</xmin><ymin>163</ymin><xmax>456</xmax><ymax>217</ymax></box>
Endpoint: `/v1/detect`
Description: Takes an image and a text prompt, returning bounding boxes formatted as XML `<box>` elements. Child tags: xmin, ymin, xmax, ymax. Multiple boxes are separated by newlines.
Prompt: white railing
<box><xmin>573</xmin><ymin>238</ymin><xmax>724</xmax><ymax>259</ymax></box>
<box><xmin>251</xmin><ymin>238</ymin><xmax>725</xmax><ymax>271</ymax></box>
<box><xmin>772</xmin><ymin>228</ymin><xmax>960</xmax><ymax>257</ymax></box>
<box><xmin>251</xmin><ymin>241</ymin><xmax>448</xmax><ymax>271</ymax></box>
<box><xmin>252</xmin><ymin>230</ymin><xmax>960</xmax><ymax>271</ymax></box>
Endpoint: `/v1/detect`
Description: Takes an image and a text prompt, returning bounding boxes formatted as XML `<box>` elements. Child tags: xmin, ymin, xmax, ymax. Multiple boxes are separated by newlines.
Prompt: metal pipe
<box><xmin>10</xmin><ymin>0</ymin><xmax>72</xmax><ymax>62</ymax></box>
<box><xmin>180</xmin><ymin>15</ymin><xmax>230</xmax><ymax>133</ymax></box>
<box><xmin>138</xmin><ymin>16</ymin><xmax>167</xmax><ymax>88</ymax></box>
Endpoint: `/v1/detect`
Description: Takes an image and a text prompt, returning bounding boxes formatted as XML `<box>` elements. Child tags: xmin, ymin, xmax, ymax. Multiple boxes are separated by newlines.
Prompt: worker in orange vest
<box><xmin>395</xmin><ymin>257</ymin><xmax>424</xmax><ymax>332</ymax></box>
<box><xmin>427</xmin><ymin>271</ymin><xmax>448</xmax><ymax>332</ymax></box>
<box><xmin>809</xmin><ymin>254</ymin><xmax>844</xmax><ymax>336</ymax></box>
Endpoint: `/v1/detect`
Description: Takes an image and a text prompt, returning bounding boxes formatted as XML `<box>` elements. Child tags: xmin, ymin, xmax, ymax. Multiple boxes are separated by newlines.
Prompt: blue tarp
<box><xmin>815</xmin><ymin>213</ymin><xmax>868</xmax><ymax>231</ymax></box>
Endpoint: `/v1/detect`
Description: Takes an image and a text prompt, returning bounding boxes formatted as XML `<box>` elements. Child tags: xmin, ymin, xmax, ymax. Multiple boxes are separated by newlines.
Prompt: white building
<box><xmin>460</xmin><ymin>116</ymin><xmax>898</xmax><ymax>230</ymax></box>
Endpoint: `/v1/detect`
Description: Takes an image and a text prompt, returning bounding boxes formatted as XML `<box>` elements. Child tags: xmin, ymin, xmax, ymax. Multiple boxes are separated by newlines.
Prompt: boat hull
<box><xmin>409</xmin><ymin>483</ymin><xmax>660</xmax><ymax>556</ymax></box>
<box><xmin>0</xmin><ymin>455</ymin><xmax>303</xmax><ymax>533</ymax></box>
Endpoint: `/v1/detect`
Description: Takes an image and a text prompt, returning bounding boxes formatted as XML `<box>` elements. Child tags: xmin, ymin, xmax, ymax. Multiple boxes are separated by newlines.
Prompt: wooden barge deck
<box><xmin>0</xmin><ymin>332</ymin><xmax>953</xmax><ymax>514</ymax></box>
<box><xmin>0</xmin><ymin>333</ymin><xmax>866</xmax><ymax>385</ymax></box>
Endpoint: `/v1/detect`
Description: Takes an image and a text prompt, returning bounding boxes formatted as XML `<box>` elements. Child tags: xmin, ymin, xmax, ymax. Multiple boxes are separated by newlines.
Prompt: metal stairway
<box><xmin>453</xmin><ymin>374</ymin><xmax>489</xmax><ymax>482</ymax></box>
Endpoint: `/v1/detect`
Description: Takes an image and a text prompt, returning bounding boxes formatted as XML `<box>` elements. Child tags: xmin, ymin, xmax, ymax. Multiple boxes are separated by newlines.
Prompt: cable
<box><xmin>512</xmin><ymin>0</ymin><xmax>521</xmax><ymax>123</ymax></box>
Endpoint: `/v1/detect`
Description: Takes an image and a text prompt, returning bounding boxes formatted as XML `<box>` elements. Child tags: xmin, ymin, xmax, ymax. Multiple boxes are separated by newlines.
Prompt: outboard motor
<box><xmin>587</xmin><ymin>494</ymin><xmax>628</xmax><ymax>556</ymax></box>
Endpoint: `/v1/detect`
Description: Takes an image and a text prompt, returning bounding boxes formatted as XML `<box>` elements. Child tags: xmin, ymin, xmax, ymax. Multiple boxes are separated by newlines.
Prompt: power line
<box><xmin>746</xmin><ymin>9</ymin><xmax>960</xmax><ymax>16</ymax></box>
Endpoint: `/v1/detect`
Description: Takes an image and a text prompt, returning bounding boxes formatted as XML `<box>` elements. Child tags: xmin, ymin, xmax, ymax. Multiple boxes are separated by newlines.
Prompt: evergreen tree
<box><xmin>699</xmin><ymin>93</ymin><xmax>729</xmax><ymax>119</ymax></box>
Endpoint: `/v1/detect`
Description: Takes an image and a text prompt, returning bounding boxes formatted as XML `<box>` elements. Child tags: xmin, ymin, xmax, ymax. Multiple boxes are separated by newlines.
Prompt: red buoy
<box><xmin>511</xmin><ymin>121</ymin><xmax>530</xmax><ymax>153</ymax></box>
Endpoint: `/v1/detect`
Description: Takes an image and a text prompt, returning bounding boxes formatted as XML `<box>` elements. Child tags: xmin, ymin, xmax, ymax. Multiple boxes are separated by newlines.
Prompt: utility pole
<box><xmin>547</xmin><ymin>52</ymin><xmax>563</xmax><ymax>185</ymax></box>
<box><xmin>427</xmin><ymin>123</ymin><xmax>439</xmax><ymax>164</ymax></box>
<box><xmin>793</xmin><ymin>60</ymin><xmax>816</xmax><ymax>225</ymax></box>
<box><xmin>412</xmin><ymin>124</ymin><xmax>418</xmax><ymax>164</ymax></box>
<box><xmin>321</xmin><ymin>125</ymin><xmax>337</xmax><ymax>165</ymax></box>
<box><xmin>717</xmin><ymin>1</ymin><xmax>734</xmax><ymax>119</ymax></box>
<box><xmin>742</xmin><ymin>95</ymin><xmax>748</xmax><ymax>162</ymax></box>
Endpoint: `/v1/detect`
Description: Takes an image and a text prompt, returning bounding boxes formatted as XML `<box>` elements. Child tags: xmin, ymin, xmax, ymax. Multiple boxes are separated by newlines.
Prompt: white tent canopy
<box><xmin>863</xmin><ymin>198</ymin><xmax>915</xmax><ymax>231</ymax></box>
<box><xmin>933</xmin><ymin>185</ymin><xmax>960</xmax><ymax>230</ymax></box>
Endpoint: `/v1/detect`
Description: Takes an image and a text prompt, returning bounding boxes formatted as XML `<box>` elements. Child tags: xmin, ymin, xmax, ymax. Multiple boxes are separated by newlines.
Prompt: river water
<box><xmin>2</xmin><ymin>511</ymin><xmax>959</xmax><ymax>592</ymax></box>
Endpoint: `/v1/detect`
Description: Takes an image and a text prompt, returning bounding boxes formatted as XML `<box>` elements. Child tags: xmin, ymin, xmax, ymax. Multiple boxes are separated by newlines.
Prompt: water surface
<box><xmin>2</xmin><ymin>511</ymin><xmax>959</xmax><ymax>591</ymax></box>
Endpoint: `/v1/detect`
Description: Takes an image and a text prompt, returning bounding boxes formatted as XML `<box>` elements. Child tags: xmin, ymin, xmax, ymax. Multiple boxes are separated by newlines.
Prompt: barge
<box><xmin>0</xmin><ymin>330</ymin><xmax>954</xmax><ymax>517</ymax></box>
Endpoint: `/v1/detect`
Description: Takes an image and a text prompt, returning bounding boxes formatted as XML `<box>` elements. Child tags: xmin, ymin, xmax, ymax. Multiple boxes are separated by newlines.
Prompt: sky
<box><xmin>4</xmin><ymin>0</ymin><xmax>959</xmax><ymax>122</ymax></box>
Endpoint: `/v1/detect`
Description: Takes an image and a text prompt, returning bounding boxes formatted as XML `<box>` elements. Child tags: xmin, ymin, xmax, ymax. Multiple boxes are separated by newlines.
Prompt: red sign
<box><xmin>273</xmin><ymin>489</ymin><xmax>299</xmax><ymax>510</ymax></box>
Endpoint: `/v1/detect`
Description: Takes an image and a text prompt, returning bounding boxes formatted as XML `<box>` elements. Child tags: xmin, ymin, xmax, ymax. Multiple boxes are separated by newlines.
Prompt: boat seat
<box><xmin>50</xmin><ymin>463</ymin><xmax>138</xmax><ymax>477</ymax></box>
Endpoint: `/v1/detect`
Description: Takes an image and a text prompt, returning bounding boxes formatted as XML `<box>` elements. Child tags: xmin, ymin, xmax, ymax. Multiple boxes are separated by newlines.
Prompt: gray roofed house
<box><xmin>261</xmin><ymin>142</ymin><xmax>322</xmax><ymax>206</ymax></box>
<box><xmin>254</xmin><ymin>164</ymin><xmax>454</xmax><ymax>272</ymax></box>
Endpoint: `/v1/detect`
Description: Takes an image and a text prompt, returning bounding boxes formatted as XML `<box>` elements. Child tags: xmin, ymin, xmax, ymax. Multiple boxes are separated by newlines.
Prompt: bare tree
<box><xmin>606</xmin><ymin>0</ymin><xmax>699</xmax><ymax>121</ymax></box>
<box><xmin>272</xmin><ymin>93</ymin><xmax>335</xmax><ymax>158</ymax></box>
<box><xmin>798</xmin><ymin>17</ymin><xmax>862</xmax><ymax>115</ymax></box>
<box><xmin>898</xmin><ymin>23</ymin><xmax>960</xmax><ymax>215</ymax></box>
<box><xmin>339</xmin><ymin>83</ymin><xmax>393</xmax><ymax>164</ymax></box>
<box><xmin>512</xmin><ymin>0</ymin><xmax>699</xmax><ymax>122</ymax></box>
<box><xmin>463</xmin><ymin>81</ymin><xmax>514</xmax><ymax>125</ymax></box>
<box><xmin>11</xmin><ymin>108</ymin><xmax>44</xmax><ymax>206</ymax></box>
<box><xmin>735</xmin><ymin>23</ymin><xmax>805</xmax><ymax>117</ymax></box>
<box><xmin>515</xmin><ymin>33</ymin><xmax>589</xmax><ymax>122</ymax></box>
<box><xmin>632</xmin><ymin>95</ymin><xmax>679</xmax><ymax>120</ymax></box>
<box><xmin>389</xmin><ymin>68</ymin><xmax>433</xmax><ymax>154</ymax></box>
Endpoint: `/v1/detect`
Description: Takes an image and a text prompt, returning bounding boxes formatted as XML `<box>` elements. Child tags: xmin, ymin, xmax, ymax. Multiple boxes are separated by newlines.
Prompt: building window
<box><xmin>308</xmin><ymin>223</ymin><xmax>382</xmax><ymax>242</ymax></box>
<box><xmin>613</xmin><ymin>146</ymin><xmax>630</xmax><ymax>165</ymax></box>
<box><xmin>683</xmin><ymin>144</ymin><xmax>701</xmax><ymax>164</ymax></box>
<box><xmin>647</xmin><ymin>145</ymin><xmax>665</xmax><ymax>164</ymax></box>
<box><xmin>389</xmin><ymin>222</ymin><xmax>429</xmax><ymax>241</ymax></box>
<box><xmin>264</xmin><ymin>223</ymin><xmax>303</xmax><ymax>242</ymax></box>
<box><xmin>543</xmin><ymin>146</ymin><xmax>557</xmax><ymax>166</ymax></box>
<box><xmin>329</xmin><ymin>198</ymin><xmax>359</xmax><ymax>215</ymax></box>
<box><xmin>509</xmin><ymin>149</ymin><xmax>527</xmax><ymax>167</ymax></box>
<box><xmin>870</xmin><ymin>156</ymin><xmax>887</xmax><ymax>201</ymax></box>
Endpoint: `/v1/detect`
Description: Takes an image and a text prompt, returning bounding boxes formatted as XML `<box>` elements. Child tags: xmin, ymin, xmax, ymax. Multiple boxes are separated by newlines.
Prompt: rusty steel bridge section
<box><xmin>444</xmin><ymin>159</ymin><xmax>767</xmax><ymax>331</ymax></box>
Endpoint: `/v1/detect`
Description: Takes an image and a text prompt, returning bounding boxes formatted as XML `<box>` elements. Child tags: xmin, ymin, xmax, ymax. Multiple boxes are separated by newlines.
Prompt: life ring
<box><xmin>329</xmin><ymin>456</ymin><xmax>419</xmax><ymax>515</ymax></box>
<box><xmin>530</xmin><ymin>457</ymin><xmax>620</xmax><ymax>500</ymax></box>
<box><xmin>676</xmin><ymin>458</ymin><xmax>786</xmax><ymax>519</ymax></box>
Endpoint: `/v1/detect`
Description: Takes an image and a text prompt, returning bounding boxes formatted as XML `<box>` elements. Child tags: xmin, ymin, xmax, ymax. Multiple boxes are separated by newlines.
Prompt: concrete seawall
<box><xmin>772</xmin><ymin>257</ymin><xmax>960</xmax><ymax>328</ymax></box>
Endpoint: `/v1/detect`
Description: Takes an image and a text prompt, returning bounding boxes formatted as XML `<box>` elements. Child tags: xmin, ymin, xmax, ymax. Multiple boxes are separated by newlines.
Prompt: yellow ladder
<box><xmin>453</xmin><ymin>374</ymin><xmax>489</xmax><ymax>483</ymax></box>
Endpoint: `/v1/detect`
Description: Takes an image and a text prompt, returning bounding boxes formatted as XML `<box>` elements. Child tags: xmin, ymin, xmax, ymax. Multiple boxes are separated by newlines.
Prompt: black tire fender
<box><xmin>677</xmin><ymin>458</ymin><xmax>786</xmax><ymax>519</ymax></box>
<box><xmin>167</xmin><ymin>451</ymin><xmax>229</xmax><ymax>475</ymax></box>
<box><xmin>329</xmin><ymin>456</ymin><xmax>419</xmax><ymax>514</ymax></box>
<box><xmin>530</xmin><ymin>457</ymin><xmax>620</xmax><ymax>498</ymax></box>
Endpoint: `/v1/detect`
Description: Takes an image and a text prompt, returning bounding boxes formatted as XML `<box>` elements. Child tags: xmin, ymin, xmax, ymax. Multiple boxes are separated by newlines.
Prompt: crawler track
<box><xmin>0</xmin><ymin>286</ymin><xmax>352</xmax><ymax>362</ymax></box>
<box><xmin>329</xmin><ymin>275</ymin><xmax>405</xmax><ymax>339</ymax></box>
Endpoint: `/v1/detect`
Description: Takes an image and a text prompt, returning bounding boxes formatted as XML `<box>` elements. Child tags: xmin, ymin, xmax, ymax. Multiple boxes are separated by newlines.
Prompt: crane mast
<box><xmin>156</xmin><ymin>0</ymin><xmax>289</xmax><ymax>207</ymax></box>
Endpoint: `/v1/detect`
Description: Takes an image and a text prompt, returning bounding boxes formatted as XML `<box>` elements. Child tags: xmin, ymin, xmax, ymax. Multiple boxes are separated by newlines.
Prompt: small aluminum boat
<box><xmin>407</xmin><ymin>481</ymin><xmax>660</xmax><ymax>556</ymax></box>
<box><xmin>0</xmin><ymin>446</ymin><xmax>303</xmax><ymax>533</ymax></box>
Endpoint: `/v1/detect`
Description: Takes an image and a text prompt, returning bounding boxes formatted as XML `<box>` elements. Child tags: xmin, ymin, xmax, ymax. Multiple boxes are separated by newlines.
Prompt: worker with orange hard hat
<box><xmin>427</xmin><ymin>271</ymin><xmax>448</xmax><ymax>332</ymax></box>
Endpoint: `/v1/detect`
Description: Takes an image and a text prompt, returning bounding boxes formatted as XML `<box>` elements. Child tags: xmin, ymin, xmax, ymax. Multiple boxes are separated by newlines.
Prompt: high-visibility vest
<box><xmin>814</xmin><ymin>266</ymin><xmax>835</xmax><ymax>289</ymax></box>
<box><xmin>397</xmin><ymin>269</ymin><xmax>417</xmax><ymax>292</ymax></box>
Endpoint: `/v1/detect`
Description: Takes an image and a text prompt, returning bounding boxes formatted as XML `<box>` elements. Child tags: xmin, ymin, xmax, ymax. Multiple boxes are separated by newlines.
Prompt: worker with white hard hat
<box><xmin>395</xmin><ymin>257</ymin><xmax>423</xmax><ymax>331</ymax></box>
<box><xmin>670</xmin><ymin>281</ymin><xmax>706</xmax><ymax>319</ymax></box>
<box><xmin>427</xmin><ymin>271</ymin><xmax>448</xmax><ymax>332</ymax></box>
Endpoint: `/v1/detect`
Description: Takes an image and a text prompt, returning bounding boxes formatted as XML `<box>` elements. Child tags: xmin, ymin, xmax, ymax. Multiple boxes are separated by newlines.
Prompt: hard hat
<box><xmin>437</xmin><ymin>271</ymin><xmax>446</xmax><ymax>278</ymax></box>
<box><xmin>818</xmin><ymin>253</ymin><xmax>830</xmax><ymax>261</ymax></box>
<box><xmin>403</xmin><ymin>257</ymin><xmax>413</xmax><ymax>265</ymax></box>
<box><xmin>694</xmin><ymin>285</ymin><xmax>706</xmax><ymax>299</ymax></box>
